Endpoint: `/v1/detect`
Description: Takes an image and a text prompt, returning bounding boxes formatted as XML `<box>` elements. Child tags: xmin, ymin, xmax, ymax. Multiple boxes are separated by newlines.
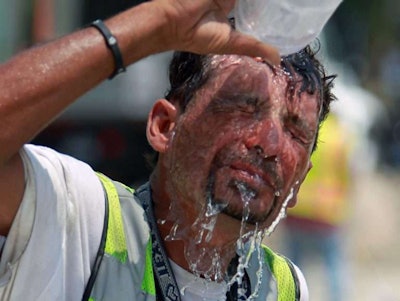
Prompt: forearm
<box><xmin>0</xmin><ymin>3</ymin><xmax>167</xmax><ymax>165</ymax></box>
<box><xmin>0</xmin><ymin>0</ymin><xmax>280</xmax><ymax>236</ymax></box>
<box><xmin>0</xmin><ymin>0</ymin><xmax>279</xmax><ymax>165</ymax></box>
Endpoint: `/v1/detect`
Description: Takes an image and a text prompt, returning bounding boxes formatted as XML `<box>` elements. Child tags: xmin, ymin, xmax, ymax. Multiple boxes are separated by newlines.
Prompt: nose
<box><xmin>244</xmin><ymin>119</ymin><xmax>282</xmax><ymax>159</ymax></box>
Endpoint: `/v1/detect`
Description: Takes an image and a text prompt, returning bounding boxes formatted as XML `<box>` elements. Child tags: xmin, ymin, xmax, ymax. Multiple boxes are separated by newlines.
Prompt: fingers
<box><xmin>152</xmin><ymin>0</ymin><xmax>280</xmax><ymax>65</ymax></box>
<box><xmin>223</xmin><ymin>31</ymin><xmax>281</xmax><ymax>66</ymax></box>
<box><xmin>213</xmin><ymin>0</ymin><xmax>281</xmax><ymax>65</ymax></box>
<box><xmin>214</xmin><ymin>0</ymin><xmax>236</xmax><ymax>15</ymax></box>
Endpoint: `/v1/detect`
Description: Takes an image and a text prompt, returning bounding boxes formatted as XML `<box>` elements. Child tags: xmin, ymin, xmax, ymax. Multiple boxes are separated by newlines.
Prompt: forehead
<box><xmin>208</xmin><ymin>55</ymin><xmax>275</xmax><ymax>93</ymax></box>
<box><xmin>187</xmin><ymin>55</ymin><xmax>320</xmax><ymax>116</ymax></box>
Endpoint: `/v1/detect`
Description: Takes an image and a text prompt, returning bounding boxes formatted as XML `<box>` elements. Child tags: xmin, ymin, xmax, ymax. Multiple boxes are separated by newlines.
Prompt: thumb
<box><xmin>225</xmin><ymin>31</ymin><xmax>281</xmax><ymax>66</ymax></box>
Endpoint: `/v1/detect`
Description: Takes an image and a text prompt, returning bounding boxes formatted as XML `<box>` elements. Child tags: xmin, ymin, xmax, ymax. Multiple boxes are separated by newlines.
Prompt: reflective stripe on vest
<box><xmin>263</xmin><ymin>246</ymin><xmax>300</xmax><ymax>301</ymax></box>
<box><xmin>85</xmin><ymin>174</ymin><xmax>300</xmax><ymax>300</ymax></box>
<box><xmin>96</xmin><ymin>173</ymin><xmax>156</xmax><ymax>295</ymax></box>
<box><xmin>97</xmin><ymin>172</ymin><xmax>128</xmax><ymax>263</ymax></box>
<box><xmin>83</xmin><ymin>173</ymin><xmax>155</xmax><ymax>301</ymax></box>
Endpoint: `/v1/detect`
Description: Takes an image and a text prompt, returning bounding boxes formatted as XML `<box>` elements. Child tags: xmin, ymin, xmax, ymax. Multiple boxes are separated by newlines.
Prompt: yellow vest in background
<box><xmin>288</xmin><ymin>114</ymin><xmax>351</xmax><ymax>226</ymax></box>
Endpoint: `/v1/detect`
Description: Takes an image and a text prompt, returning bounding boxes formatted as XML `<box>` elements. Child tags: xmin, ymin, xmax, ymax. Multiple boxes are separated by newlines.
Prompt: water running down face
<box><xmin>150</xmin><ymin>54</ymin><xmax>322</xmax><ymax>280</ymax></box>
<box><xmin>163</xmin><ymin>55</ymin><xmax>319</xmax><ymax>225</ymax></box>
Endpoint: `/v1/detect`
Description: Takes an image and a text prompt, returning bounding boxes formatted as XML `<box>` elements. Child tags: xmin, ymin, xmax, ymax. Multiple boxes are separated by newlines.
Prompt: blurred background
<box><xmin>1</xmin><ymin>0</ymin><xmax>399</xmax><ymax>299</ymax></box>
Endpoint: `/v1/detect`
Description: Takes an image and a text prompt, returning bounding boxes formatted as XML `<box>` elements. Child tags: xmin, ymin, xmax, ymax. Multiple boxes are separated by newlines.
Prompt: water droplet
<box><xmin>264</xmin><ymin>187</ymin><xmax>294</xmax><ymax>237</ymax></box>
<box><xmin>165</xmin><ymin>223</ymin><xmax>179</xmax><ymax>241</ymax></box>
<box><xmin>180</xmin><ymin>285</ymin><xmax>187</xmax><ymax>296</ymax></box>
<box><xmin>157</xmin><ymin>219</ymin><xmax>166</xmax><ymax>225</ymax></box>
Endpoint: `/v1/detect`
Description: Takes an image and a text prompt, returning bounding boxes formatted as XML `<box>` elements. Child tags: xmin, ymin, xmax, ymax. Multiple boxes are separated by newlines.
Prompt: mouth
<box><xmin>229</xmin><ymin>161</ymin><xmax>278</xmax><ymax>193</ymax></box>
<box><xmin>209</xmin><ymin>163</ymin><xmax>281</xmax><ymax>225</ymax></box>
<box><xmin>226</xmin><ymin>179</ymin><xmax>278</xmax><ymax>224</ymax></box>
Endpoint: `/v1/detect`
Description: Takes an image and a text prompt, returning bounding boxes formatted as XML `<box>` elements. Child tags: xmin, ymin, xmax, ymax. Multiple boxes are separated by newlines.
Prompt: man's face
<box><xmin>162</xmin><ymin>55</ymin><xmax>320</xmax><ymax>233</ymax></box>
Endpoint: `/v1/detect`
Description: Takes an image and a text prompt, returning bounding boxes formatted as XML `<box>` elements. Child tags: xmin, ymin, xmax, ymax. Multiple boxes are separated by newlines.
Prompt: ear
<box><xmin>147</xmin><ymin>99</ymin><xmax>178</xmax><ymax>153</ymax></box>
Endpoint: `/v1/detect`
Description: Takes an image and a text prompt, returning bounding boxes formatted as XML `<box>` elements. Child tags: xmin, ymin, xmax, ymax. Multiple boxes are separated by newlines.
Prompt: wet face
<box><xmin>161</xmin><ymin>55</ymin><xmax>320</xmax><ymax>233</ymax></box>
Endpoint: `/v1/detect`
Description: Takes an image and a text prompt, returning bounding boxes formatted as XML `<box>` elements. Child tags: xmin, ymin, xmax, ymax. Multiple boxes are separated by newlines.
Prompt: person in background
<box><xmin>284</xmin><ymin>112</ymin><xmax>352</xmax><ymax>301</ymax></box>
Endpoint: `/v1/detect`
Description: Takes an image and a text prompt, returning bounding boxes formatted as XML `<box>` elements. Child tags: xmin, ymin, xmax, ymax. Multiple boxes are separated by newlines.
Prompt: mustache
<box><xmin>213</xmin><ymin>148</ymin><xmax>283</xmax><ymax>192</ymax></box>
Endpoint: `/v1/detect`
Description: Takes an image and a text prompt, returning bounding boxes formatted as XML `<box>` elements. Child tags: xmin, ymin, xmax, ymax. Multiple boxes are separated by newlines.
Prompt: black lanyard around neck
<box><xmin>135</xmin><ymin>184</ymin><xmax>182</xmax><ymax>301</ymax></box>
<box><xmin>135</xmin><ymin>183</ymin><xmax>252</xmax><ymax>301</ymax></box>
<box><xmin>226</xmin><ymin>255</ymin><xmax>251</xmax><ymax>301</ymax></box>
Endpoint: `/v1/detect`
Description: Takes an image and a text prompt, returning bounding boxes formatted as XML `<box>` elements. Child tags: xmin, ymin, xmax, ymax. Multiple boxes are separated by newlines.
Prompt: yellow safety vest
<box><xmin>83</xmin><ymin>173</ymin><xmax>301</xmax><ymax>301</ymax></box>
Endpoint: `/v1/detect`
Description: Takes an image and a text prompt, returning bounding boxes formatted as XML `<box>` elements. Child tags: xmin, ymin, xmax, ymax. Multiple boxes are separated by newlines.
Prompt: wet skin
<box><xmin>150</xmin><ymin>55</ymin><xmax>321</xmax><ymax>276</ymax></box>
<box><xmin>162</xmin><ymin>55</ymin><xmax>319</xmax><ymax>229</ymax></box>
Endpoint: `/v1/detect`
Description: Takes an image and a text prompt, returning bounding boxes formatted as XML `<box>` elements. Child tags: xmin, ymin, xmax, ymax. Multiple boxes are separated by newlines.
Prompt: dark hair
<box><xmin>280</xmin><ymin>44</ymin><xmax>337</xmax><ymax>150</ymax></box>
<box><xmin>146</xmin><ymin>45</ymin><xmax>336</xmax><ymax>167</ymax></box>
<box><xmin>166</xmin><ymin>45</ymin><xmax>335</xmax><ymax>121</ymax></box>
<box><xmin>165</xmin><ymin>45</ymin><xmax>336</xmax><ymax>145</ymax></box>
<box><xmin>284</xmin><ymin>45</ymin><xmax>336</xmax><ymax>118</ymax></box>
<box><xmin>165</xmin><ymin>52</ymin><xmax>213</xmax><ymax>111</ymax></box>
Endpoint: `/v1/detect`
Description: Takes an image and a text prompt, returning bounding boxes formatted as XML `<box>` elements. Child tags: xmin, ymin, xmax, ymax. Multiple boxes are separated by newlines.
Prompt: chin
<box><xmin>219</xmin><ymin>199</ymin><xmax>275</xmax><ymax>226</ymax></box>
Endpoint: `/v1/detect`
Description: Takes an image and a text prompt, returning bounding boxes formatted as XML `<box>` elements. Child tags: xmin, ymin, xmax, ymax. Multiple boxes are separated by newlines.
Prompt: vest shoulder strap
<box><xmin>97</xmin><ymin>172</ymin><xmax>129</xmax><ymax>262</ymax></box>
<box><xmin>82</xmin><ymin>173</ymin><xmax>155</xmax><ymax>301</ymax></box>
<box><xmin>263</xmin><ymin>245</ymin><xmax>301</xmax><ymax>301</ymax></box>
<box><xmin>84</xmin><ymin>173</ymin><xmax>300</xmax><ymax>301</ymax></box>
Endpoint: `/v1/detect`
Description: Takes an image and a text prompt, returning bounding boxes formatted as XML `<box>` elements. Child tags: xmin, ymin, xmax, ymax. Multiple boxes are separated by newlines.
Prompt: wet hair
<box><xmin>165</xmin><ymin>52</ymin><xmax>212</xmax><ymax>111</ymax></box>
<box><xmin>280</xmin><ymin>44</ymin><xmax>336</xmax><ymax>127</ymax></box>
<box><xmin>280</xmin><ymin>44</ymin><xmax>337</xmax><ymax>150</ymax></box>
<box><xmin>166</xmin><ymin>45</ymin><xmax>335</xmax><ymax>125</ymax></box>
<box><xmin>147</xmin><ymin>44</ymin><xmax>336</xmax><ymax>167</ymax></box>
<box><xmin>165</xmin><ymin>44</ymin><xmax>336</xmax><ymax>146</ymax></box>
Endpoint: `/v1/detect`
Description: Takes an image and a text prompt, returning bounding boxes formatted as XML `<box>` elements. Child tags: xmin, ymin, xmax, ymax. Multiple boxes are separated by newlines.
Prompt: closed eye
<box><xmin>209</xmin><ymin>94</ymin><xmax>265</xmax><ymax>115</ymax></box>
<box><xmin>236</xmin><ymin>97</ymin><xmax>261</xmax><ymax>114</ymax></box>
<box><xmin>285</xmin><ymin>116</ymin><xmax>315</xmax><ymax>146</ymax></box>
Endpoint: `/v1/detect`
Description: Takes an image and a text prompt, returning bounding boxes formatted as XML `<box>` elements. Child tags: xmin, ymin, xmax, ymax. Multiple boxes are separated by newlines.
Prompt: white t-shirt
<box><xmin>0</xmin><ymin>144</ymin><xmax>309</xmax><ymax>301</ymax></box>
<box><xmin>170</xmin><ymin>259</ymin><xmax>228</xmax><ymax>301</ymax></box>
<box><xmin>0</xmin><ymin>145</ymin><xmax>104</xmax><ymax>301</ymax></box>
<box><xmin>170</xmin><ymin>259</ymin><xmax>308</xmax><ymax>301</ymax></box>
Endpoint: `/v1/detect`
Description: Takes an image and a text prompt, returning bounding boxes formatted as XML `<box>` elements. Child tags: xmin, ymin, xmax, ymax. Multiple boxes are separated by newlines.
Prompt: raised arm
<box><xmin>0</xmin><ymin>0</ymin><xmax>279</xmax><ymax>235</ymax></box>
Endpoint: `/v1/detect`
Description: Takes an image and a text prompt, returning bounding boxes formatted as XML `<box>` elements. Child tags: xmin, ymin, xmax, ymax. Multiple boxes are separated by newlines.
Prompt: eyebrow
<box><xmin>207</xmin><ymin>94</ymin><xmax>265</xmax><ymax>115</ymax></box>
<box><xmin>211</xmin><ymin>89</ymin><xmax>268</xmax><ymax>105</ymax></box>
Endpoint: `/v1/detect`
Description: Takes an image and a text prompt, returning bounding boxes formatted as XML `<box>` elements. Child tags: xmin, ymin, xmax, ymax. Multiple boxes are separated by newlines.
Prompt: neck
<box><xmin>156</xmin><ymin>217</ymin><xmax>238</xmax><ymax>281</ymax></box>
<box><xmin>149</xmin><ymin>171</ymin><xmax>239</xmax><ymax>281</ymax></box>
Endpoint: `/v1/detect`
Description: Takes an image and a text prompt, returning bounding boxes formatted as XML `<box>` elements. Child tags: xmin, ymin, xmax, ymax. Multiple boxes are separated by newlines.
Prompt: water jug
<box><xmin>234</xmin><ymin>0</ymin><xmax>343</xmax><ymax>55</ymax></box>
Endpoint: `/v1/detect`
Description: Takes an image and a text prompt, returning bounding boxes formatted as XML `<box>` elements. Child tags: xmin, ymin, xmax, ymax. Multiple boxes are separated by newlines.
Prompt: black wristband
<box><xmin>91</xmin><ymin>19</ymin><xmax>126</xmax><ymax>79</ymax></box>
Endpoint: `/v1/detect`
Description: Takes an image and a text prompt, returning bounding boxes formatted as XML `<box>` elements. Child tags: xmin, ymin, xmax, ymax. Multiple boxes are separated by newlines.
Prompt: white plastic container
<box><xmin>234</xmin><ymin>0</ymin><xmax>343</xmax><ymax>56</ymax></box>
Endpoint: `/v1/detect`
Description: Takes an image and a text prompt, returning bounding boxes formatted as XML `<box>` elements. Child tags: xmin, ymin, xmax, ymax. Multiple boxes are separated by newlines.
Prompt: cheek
<box><xmin>164</xmin><ymin>122</ymin><xmax>224</xmax><ymax>191</ymax></box>
<box><xmin>166</xmin><ymin>112</ymin><xmax>257</xmax><ymax>183</ymax></box>
<box><xmin>279</xmin><ymin>141</ymin><xmax>310</xmax><ymax>189</ymax></box>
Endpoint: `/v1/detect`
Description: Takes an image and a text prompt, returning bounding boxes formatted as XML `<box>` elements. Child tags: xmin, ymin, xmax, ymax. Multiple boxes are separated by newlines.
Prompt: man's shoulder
<box><xmin>22</xmin><ymin>144</ymin><xmax>101</xmax><ymax>193</ymax></box>
<box><xmin>22</xmin><ymin>144</ymin><xmax>105</xmax><ymax>237</ymax></box>
<box><xmin>23</xmin><ymin>144</ymin><xmax>95</xmax><ymax>171</ymax></box>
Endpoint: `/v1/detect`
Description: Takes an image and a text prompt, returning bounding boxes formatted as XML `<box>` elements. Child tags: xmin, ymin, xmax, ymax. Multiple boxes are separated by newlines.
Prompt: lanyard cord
<box><xmin>226</xmin><ymin>255</ymin><xmax>251</xmax><ymax>301</ymax></box>
<box><xmin>135</xmin><ymin>184</ymin><xmax>182</xmax><ymax>301</ymax></box>
<box><xmin>135</xmin><ymin>183</ymin><xmax>253</xmax><ymax>301</ymax></box>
